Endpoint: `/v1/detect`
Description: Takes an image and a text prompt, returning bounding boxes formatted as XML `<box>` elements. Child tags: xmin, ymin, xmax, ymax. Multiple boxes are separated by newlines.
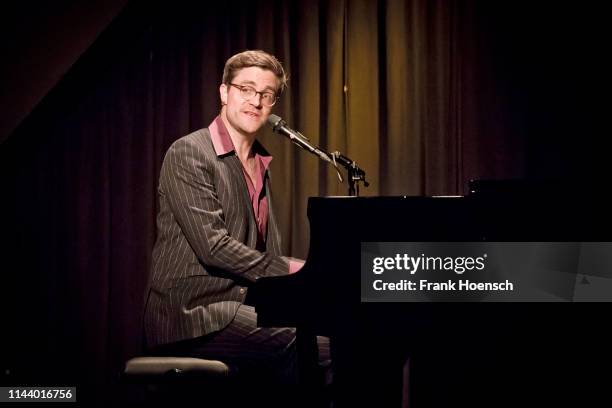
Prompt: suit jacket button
<box><xmin>239</xmin><ymin>288</ymin><xmax>245</xmax><ymax>294</ymax></box>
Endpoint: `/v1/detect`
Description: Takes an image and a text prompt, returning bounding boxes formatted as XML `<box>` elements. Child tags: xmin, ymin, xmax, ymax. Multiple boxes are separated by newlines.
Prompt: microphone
<box><xmin>268</xmin><ymin>114</ymin><xmax>331</xmax><ymax>163</ymax></box>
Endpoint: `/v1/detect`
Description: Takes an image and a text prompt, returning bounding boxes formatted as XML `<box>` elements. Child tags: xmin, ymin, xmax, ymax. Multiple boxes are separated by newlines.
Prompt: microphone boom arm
<box><xmin>268</xmin><ymin>114</ymin><xmax>369</xmax><ymax>196</ymax></box>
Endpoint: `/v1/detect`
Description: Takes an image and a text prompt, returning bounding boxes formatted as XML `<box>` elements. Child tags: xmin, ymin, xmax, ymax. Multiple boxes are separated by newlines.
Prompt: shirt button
<box><xmin>239</xmin><ymin>288</ymin><xmax>246</xmax><ymax>295</ymax></box>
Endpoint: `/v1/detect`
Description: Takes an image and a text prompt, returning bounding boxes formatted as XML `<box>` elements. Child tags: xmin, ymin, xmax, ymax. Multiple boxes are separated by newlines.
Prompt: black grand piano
<box><xmin>252</xmin><ymin>180</ymin><xmax>612</xmax><ymax>407</ymax></box>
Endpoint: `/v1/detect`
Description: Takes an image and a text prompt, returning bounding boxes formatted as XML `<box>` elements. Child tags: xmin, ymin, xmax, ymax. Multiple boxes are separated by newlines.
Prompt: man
<box><xmin>143</xmin><ymin>50</ymin><xmax>328</xmax><ymax>387</ymax></box>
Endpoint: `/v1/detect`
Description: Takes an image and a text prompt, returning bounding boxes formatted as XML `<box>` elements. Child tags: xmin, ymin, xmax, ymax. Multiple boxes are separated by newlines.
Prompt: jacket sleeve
<box><xmin>160</xmin><ymin>136</ymin><xmax>289</xmax><ymax>283</ymax></box>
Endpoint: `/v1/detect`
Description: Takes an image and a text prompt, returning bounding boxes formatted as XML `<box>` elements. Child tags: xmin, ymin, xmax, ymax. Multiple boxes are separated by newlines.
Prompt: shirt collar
<box><xmin>209</xmin><ymin>116</ymin><xmax>235</xmax><ymax>156</ymax></box>
<box><xmin>208</xmin><ymin>115</ymin><xmax>273</xmax><ymax>171</ymax></box>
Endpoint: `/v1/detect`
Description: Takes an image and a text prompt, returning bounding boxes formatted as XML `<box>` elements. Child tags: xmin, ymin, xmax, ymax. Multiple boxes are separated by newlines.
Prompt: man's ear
<box><xmin>219</xmin><ymin>84</ymin><xmax>228</xmax><ymax>106</ymax></box>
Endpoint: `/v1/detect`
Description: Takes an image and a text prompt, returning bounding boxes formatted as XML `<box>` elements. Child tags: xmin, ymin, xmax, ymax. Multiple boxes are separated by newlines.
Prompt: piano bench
<box><xmin>122</xmin><ymin>356</ymin><xmax>234</xmax><ymax>405</ymax></box>
<box><xmin>123</xmin><ymin>356</ymin><xmax>232</xmax><ymax>382</ymax></box>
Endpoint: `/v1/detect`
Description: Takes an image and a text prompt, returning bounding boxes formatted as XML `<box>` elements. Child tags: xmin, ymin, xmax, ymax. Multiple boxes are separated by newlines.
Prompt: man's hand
<box><xmin>285</xmin><ymin>257</ymin><xmax>305</xmax><ymax>274</ymax></box>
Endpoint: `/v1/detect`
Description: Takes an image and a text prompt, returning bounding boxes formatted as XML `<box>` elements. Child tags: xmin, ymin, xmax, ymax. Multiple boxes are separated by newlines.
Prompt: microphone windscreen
<box><xmin>268</xmin><ymin>114</ymin><xmax>282</xmax><ymax>127</ymax></box>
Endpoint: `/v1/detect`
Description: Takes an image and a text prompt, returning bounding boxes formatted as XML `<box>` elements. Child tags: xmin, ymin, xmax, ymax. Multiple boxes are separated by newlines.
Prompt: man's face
<box><xmin>220</xmin><ymin>66</ymin><xmax>279</xmax><ymax>137</ymax></box>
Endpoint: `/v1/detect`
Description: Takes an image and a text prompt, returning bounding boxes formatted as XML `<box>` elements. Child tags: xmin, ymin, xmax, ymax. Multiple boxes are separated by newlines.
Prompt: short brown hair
<box><xmin>222</xmin><ymin>50</ymin><xmax>288</xmax><ymax>95</ymax></box>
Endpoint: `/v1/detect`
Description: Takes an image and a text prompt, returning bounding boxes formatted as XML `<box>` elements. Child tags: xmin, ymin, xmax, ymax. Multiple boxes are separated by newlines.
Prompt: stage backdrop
<box><xmin>0</xmin><ymin>0</ymin><xmax>607</xmax><ymax>404</ymax></box>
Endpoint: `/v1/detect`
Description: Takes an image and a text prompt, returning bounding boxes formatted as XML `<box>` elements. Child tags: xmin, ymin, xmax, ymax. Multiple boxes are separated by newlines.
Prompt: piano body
<box><xmin>252</xmin><ymin>181</ymin><xmax>612</xmax><ymax>407</ymax></box>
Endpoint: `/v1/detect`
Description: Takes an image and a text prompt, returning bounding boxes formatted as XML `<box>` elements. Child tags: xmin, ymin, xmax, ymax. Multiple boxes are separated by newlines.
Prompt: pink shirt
<box><xmin>209</xmin><ymin>116</ymin><xmax>303</xmax><ymax>273</ymax></box>
<box><xmin>209</xmin><ymin>116</ymin><xmax>271</xmax><ymax>251</ymax></box>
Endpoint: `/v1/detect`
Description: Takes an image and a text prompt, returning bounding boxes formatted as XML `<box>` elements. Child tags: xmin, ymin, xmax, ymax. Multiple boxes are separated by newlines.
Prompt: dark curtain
<box><xmin>1</xmin><ymin>0</ymin><xmax>608</xmax><ymax>405</ymax></box>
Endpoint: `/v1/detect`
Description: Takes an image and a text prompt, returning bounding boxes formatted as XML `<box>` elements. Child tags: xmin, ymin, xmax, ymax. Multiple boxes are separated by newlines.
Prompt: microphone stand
<box><xmin>283</xmin><ymin>142</ymin><xmax>369</xmax><ymax>196</ymax></box>
<box><xmin>269</xmin><ymin>115</ymin><xmax>369</xmax><ymax>196</ymax></box>
<box><xmin>329</xmin><ymin>151</ymin><xmax>369</xmax><ymax>197</ymax></box>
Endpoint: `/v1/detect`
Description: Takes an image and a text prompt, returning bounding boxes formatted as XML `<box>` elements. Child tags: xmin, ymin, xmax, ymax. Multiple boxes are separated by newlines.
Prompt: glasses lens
<box><xmin>262</xmin><ymin>93</ymin><xmax>276</xmax><ymax>106</ymax></box>
<box><xmin>240</xmin><ymin>86</ymin><xmax>256</xmax><ymax>99</ymax></box>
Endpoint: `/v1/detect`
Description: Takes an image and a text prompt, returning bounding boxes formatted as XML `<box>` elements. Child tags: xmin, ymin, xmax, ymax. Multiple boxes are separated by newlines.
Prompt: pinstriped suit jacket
<box><xmin>144</xmin><ymin>127</ymin><xmax>289</xmax><ymax>349</ymax></box>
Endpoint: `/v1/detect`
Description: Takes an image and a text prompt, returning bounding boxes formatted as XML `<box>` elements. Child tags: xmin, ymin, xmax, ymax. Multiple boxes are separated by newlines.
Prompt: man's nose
<box><xmin>249</xmin><ymin>92</ymin><xmax>263</xmax><ymax>107</ymax></box>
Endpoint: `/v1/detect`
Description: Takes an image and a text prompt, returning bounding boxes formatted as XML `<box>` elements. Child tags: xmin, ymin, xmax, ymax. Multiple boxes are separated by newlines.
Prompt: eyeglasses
<box><xmin>228</xmin><ymin>83</ymin><xmax>278</xmax><ymax>107</ymax></box>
